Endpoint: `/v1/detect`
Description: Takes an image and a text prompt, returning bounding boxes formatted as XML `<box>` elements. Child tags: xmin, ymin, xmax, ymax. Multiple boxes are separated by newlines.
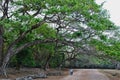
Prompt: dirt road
<box><xmin>61</xmin><ymin>69</ymin><xmax>110</xmax><ymax>80</ymax></box>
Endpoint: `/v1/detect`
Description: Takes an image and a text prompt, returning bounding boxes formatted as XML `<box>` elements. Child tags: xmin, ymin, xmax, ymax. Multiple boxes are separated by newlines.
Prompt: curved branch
<box><xmin>7</xmin><ymin>20</ymin><xmax>45</xmax><ymax>53</ymax></box>
<box><xmin>32</xmin><ymin>8</ymin><xmax>41</xmax><ymax>17</ymax></box>
<box><xmin>14</xmin><ymin>38</ymin><xmax>76</xmax><ymax>56</ymax></box>
<box><xmin>14</xmin><ymin>39</ymin><xmax>56</xmax><ymax>55</ymax></box>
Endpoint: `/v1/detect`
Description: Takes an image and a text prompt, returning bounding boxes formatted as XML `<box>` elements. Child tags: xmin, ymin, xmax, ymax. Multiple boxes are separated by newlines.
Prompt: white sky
<box><xmin>96</xmin><ymin>0</ymin><xmax>120</xmax><ymax>26</ymax></box>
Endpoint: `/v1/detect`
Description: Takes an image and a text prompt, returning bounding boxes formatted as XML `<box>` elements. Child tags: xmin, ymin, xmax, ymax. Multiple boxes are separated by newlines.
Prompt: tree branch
<box><xmin>32</xmin><ymin>8</ymin><xmax>41</xmax><ymax>17</ymax></box>
<box><xmin>7</xmin><ymin>20</ymin><xmax>46</xmax><ymax>52</ymax></box>
<box><xmin>1</xmin><ymin>0</ymin><xmax>10</xmax><ymax>19</ymax></box>
<box><xmin>14</xmin><ymin>39</ymin><xmax>56</xmax><ymax>55</ymax></box>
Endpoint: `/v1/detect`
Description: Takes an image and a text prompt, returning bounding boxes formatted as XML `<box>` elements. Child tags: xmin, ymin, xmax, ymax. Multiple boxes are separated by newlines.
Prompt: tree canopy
<box><xmin>0</xmin><ymin>0</ymin><xmax>118</xmax><ymax>76</ymax></box>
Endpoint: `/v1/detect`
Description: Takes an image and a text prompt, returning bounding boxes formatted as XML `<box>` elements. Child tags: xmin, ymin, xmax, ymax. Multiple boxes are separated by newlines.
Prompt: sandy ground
<box><xmin>0</xmin><ymin>68</ymin><xmax>120</xmax><ymax>80</ymax></box>
<box><xmin>100</xmin><ymin>69</ymin><xmax>120</xmax><ymax>80</ymax></box>
<box><xmin>61</xmin><ymin>69</ymin><xmax>109</xmax><ymax>80</ymax></box>
<box><xmin>37</xmin><ymin>69</ymin><xmax>111</xmax><ymax>80</ymax></box>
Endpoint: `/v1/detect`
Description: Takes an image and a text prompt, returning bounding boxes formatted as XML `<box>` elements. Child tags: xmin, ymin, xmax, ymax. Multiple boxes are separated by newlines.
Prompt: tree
<box><xmin>0</xmin><ymin>0</ymin><xmax>116</xmax><ymax>76</ymax></box>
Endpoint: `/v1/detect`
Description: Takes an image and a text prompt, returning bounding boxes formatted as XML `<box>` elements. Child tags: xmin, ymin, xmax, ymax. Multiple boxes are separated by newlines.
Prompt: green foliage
<box><xmin>21</xmin><ymin>49</ymin><xmax>35</xmax><ymax>67</ymax></box>
<box><xmin>90</xmin><ymin>39</ymin><xmax>120</xmax><ymax>61</ymax></box>
<box><xmin>99</xmin><ymin>35</ymin><xmax>107</xmax><ymax>41</ymax></box>
<box><xmin>10</xmin><ymin>48</ymin><xmax>36</xmax><ymax>68</ymax></box>
<box><xmin>1</xmin><ymin>0</ymin><xmax>118</xmax><ymax>69</ymax></box>
<box><xmin>72</xmin><ymin>32</ymin><xmax>83</xmax><ymax>38</ymax></box>
<box><xmin>36</xmin><ymin>24</ymin><xmax>56</xmax><ymax>39</ymax></box>
<box><xmin>50</xmin><ymin>53</ymin><xmax>64</xmax><ymax>68</ymax></box>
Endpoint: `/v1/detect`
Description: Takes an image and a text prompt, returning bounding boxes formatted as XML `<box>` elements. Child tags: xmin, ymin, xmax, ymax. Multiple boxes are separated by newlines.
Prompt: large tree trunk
<box><xmin>0</xmin><ymin>0</ymin><xmax>9</xmax><ymax>76</ymax></box>
<box><xmin>0</xmin><ymin>39</ymin><xmax>56</xmax><ymax>76</ymax></box>
<box><xmin>0</xmin><ymin>51</ymin><xmax>12</xmax><ymax>77</ymax></box>
<box><xmin>0</xmin><ymin>25</ymin><xmax>4</xmax><ymax>66</ymax></box>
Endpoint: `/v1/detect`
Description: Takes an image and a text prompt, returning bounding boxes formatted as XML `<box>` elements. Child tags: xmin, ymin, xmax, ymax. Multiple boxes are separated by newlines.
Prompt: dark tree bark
<box><xmin>0</xmin><ymin>51</ymin><xmax>11</xmax><ymax>77</ymax></box>
<box><xmin>0</xmin><ymin>0</ymin><xmax>10</xmax><ymax>67</ymax></box>
<box><xmin>0</xmin><ymin>0</ymin><xmax>9</xmax><ymax>77</ymax></box>
<box><xmin>0</xmin><ymin>25</ymin><xmax>4</xmax><ymax>66</ymax></box>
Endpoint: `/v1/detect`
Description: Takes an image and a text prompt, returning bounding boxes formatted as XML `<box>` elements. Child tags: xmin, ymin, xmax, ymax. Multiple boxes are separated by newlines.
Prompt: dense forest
<box><xmin>0</xmin><ymin>0</ymin><xmax>120</xmax><ymax>77</ymax></box>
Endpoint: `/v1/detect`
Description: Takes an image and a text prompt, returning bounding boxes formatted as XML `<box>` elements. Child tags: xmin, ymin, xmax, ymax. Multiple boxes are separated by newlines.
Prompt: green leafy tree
<box><xmin>0</xmin><ymin>0</ymin><xmax>116</xmax><ymax>76</ymax></box>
